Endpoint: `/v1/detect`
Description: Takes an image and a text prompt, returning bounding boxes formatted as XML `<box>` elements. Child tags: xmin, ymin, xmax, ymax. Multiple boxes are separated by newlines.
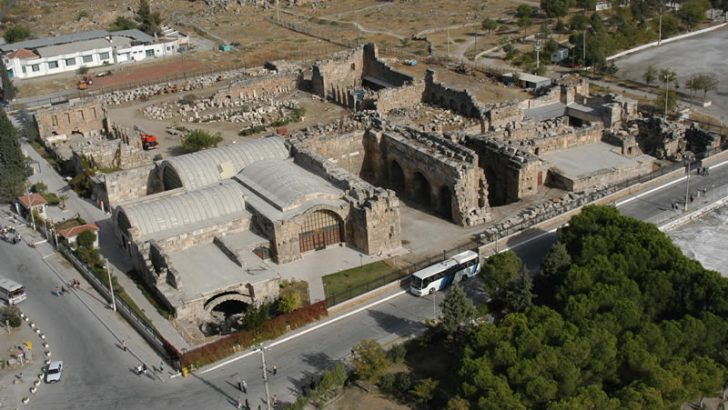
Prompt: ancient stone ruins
<box><xmin>30</xmin><ymin>42</ymin><xmax>719</xmax><ymax>326</ymax></box>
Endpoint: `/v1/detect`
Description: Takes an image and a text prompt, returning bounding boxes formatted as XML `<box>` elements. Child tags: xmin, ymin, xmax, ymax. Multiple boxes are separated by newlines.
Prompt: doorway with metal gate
<box><xmin>298</xmin><ymin>210</ymin><xmax>343</xmax><ymax>253</ymax></box>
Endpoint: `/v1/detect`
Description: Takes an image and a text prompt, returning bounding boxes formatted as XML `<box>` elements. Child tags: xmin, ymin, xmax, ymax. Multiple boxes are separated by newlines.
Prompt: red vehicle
<box><xmin>135</xmin><ymin>126</ymin><xmax>159</xmax><ymax>150</ymax></box>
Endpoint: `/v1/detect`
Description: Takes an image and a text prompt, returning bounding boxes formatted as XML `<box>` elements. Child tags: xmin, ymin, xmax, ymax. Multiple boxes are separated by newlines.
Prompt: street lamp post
<box><xmin>257</xmin><ymin>344</ymin><xmax>272</xmax><ymax>410</ymax></box>
<box><xmin>432</xmin><ymin>291</ymin><xmax>437</xmax><ymax>321</ymax></box>
<box><xmin>105</xmin><ymin>260</ymin><xmax>117</xmax><ymax>312</ymax></box>
<box><xmin>25</xmin><ymin>188</ymin><xmax>35</xmax><ymax>231</ymax></box>
<box><xmin>684</xmin><ymin>152</ymin><xmax>694</xmax><ymax>211</ymax></box>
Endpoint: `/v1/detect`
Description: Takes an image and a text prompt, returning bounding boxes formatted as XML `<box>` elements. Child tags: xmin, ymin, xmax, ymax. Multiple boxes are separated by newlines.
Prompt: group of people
<box><xmin>1</xmin><ymin>225</ymin><xmax>21</xmax><ymax>244</ymax></box>
<box><xmin>236</xmin><ymin>371</ymin><xmax>280</xmax><ymax>409</ymax></box>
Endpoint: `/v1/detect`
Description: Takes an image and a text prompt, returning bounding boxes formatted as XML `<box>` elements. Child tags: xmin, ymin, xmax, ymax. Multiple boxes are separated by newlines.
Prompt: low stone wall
<box><xmin>547</xmin><ymin>157</ymin><xmax>653</xmax><ymax>192</ymax></box>
<box><xmin>156</xmin><ymin>216</ymin><xmax>252</xmax><ymax>253</ymax></box>
<box><xmin>95</xmin><ymin>163</ymin><xmax>157</xmax><ymax>209</ymax></box>
<box><xmin>213</xmin><ymin>73</ymin><xmax>299</xmax><ymax>102</ymax></box>
<box><xmin>531</xmin><ymin>124</ymin><xmax>604</xmax><ymax>154</ymax></box>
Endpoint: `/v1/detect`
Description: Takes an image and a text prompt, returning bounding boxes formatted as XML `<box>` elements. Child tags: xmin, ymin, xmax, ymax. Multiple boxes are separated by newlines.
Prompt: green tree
<box><xmin>643</xmin><ymin>64</ymin><xmax>657</xmax><ymax>86</ymax></box>
<box><xmin>692</xmin><ymin>73</ymin><xmax>719</xmax><ymax>101</ymax></box>
<box><xmin>441</xmin><ymin>283</ymin><xmax>477</xmax><ymax>334</ymax></box>
<box><xmin>516</xmin><ymin>4</ymin><xmax>533</xmax><ymax>18</ymax></box>
<box><xmin>503</xmin><ymin>269</ymin><xmax>533</xmax><ymax>312</ymax></box>
<box><xmin>679</xmin><ymin>0</ymin><xmax>710</xmax><ymax>28</ymax></box>
<box><xmin>0</xmin><ymin>305</ymin><xmax>22</xmax><ymax>327</ymax></box>
<box><xmin>135</xmin><ymin>0</ymin><xmax>162</xmax><ymax>35</ymax></box>
<box><xmin>411</xmin><ymin>378</ymin><xmax>439</xmax><ymax>408</ymax></box>
<box><xmin>446</xmin><ymin>396</ymin><xmax>470</xmax><ymax>410</ymax></box>
<box><xmin>76</xmin><ymin>230</ymin><xmax>97</xmax><ymax>248</ymax></box>
<box><xmin>481</xmin><ymin>251</ymin><xmax>523</xmax><ymax>302</ymax></box>
<box><xmin>3</xmin><ymin>25</ymin><xmax>32</xmax><ymax>43</ymax></box>
<box><xmin>659</xmin><ymin>68</ymin><xmax>677</xmax><ymax>115</ymax></box>
<box><xmin>570</xmin><ymin>13</ymin><xmax>589</xmax><ymax>30</ymax></box>
<box><xmin>278</xmin><ymin>291</ymin><xmax>301</xmax><ymax>314</ymax></box>
<box><xmin>109</xmin><ymin>16</ymin><xmax>139</xmax><ymax>31</ymax></box>
<box><xmin>576</xmin><ymin>0</ymin><xmax>597</xmax><ymax>10</ymax></box>
<box><xmin>517</xmin><ymin>15</ymin><xmax>532</xmax><ymax>37</ymax></box>
<box><xmin>0</xmin><ymin>110</ymin><xmax>29</xmax><ymax>202</ymax></box>
<box><xmin>482</xmin><ymin>18</ymin><xmax>499</xmax><ymax>33</ymax></box>
<box><xmin>351</xmin><ymin>339</ymin><xmax>389</xmax><ymax>383</ymax></box>
<box><xmin>541</xmin><ymin>0</ymin><xmax>575</xmax><ymax>18</ymax></box>
<box><xmin>0</xmin><ymin>58</ymin><xmax>16</xmax><ymax>101</ymax></box>
<box><xmin>180</xmin><ymin>129</ymin><xmax>223</xmax><ymax>153</ymax></box>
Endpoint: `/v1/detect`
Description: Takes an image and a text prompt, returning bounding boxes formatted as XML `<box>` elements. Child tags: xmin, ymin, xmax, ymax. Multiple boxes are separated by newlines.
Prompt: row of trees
<box><xmin>0</xmin><ymin>109</ymin><xmax>29</xmax><ymax>202</ymax></box>
<box><xmin>109</xmin><ymin>0</ymin><xmax>163</xmax><ymax>35</ymax></box>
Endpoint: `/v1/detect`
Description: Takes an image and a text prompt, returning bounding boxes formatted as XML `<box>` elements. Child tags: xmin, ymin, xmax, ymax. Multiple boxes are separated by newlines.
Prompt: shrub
<box><xmin>394</xmin><ymin>372</ymin><xmax>413</xmax><ymax>392</ymax></box>
<box><xmin>0</xmin><ymin>306</ymin><xmax>22</xmax><ymax>327</ymax></box>
<box><xmin>78</xmin><ymin>66</ymin><xmax>89</xmax><ymax>75</ymax></box>
<box><xmin>77</xmin><ymin>230</ymin><xmax>97</xmax><ymax>248</ymax></box>
<box><xmin>351</xmin><ymin>339</ymin><xmax>390</xmax><ymax>383</ymax></box>
<box><xmin>387</xmin><ymin>343</ymin><xmax>407</xmax><ymax>363</ymax></box>
<box><xmin>4</xmin><ymin>25</ymin><xmax>32</xmax><ymax>43</ymax></box>
<box><xmin>76</xmin><ymin>10</ymin><xmax>90</xmax><ymax>21</ymax></box>
<box><xmin>42</xmin><ymin>192</ymin><xmax>60</xmax><ymax>206</ymax></box>
<box><xmin>152</xmin><ymin>154</ymin><xmax>163</xmax><ymax>161</ymax></box>
<box><xmin>378</xmin><ymin>373</ymin><xmax>396</xmax><ymax>391</ymax></box>
<box><xmin>76</xmin><ymin>246</ymin><xmax>101</xmax><ymax>267</ymax></box>
<box><xmin>109</xmin><ymin>16</ymin><xmax>138</xmax><ymax>31</ymax></box>
<box><xmin>30</xmin><ymin>182</ymin><xmax>47</xmax><ymax>194</ymax></box>
<box><xmin>238</xmin><ymin>125</ymin><xmax>267</xmax><ymax>136</ymax></box>
<box><xmin>180</xmin><ymin>129</ymin><xmax>223</xmax><ymax>152</ymax></box>
<box><xmin>278</xmin><ymin>291</ymin><xmax>301</xmax><ymax>314</ymax></box>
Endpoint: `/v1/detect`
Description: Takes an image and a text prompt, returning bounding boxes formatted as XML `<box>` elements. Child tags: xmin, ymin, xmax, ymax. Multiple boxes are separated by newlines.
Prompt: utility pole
<box><xmin>257</xmin><ymin>344</ymin><xmax>272</xmax><ymax>410</ymax></box>
<box><xmin>105</xmin><ymin>260</ymin><xmax>117</xmax><ymax>312</ymax></box>
<box><xmin>432</xmin><ymin>291</ymin><xmax>437</xmax><ymax>321</ymax></box>
<box><xmin>535</xmin><ymin>39</ymin><xmax>541</xmax><ymax>70</ymax></box>
<box><xmin>582</xmin><ymin>30</ymin><xmax>586</xmax><ymax>67</ymax></box>
<box><xmin>25</xmin><ymin>188</ymin><xmax>35</xmax><ymax>231</ymax></box>
<box><xmin>684</xmin><ymin>153</ymin><xmax>694</xmax><ymax>211</ymax></box>
<box><xmin>658</xmin><ymin>3</ymin><xmax>663</xmax><ymax>45</ymax></box>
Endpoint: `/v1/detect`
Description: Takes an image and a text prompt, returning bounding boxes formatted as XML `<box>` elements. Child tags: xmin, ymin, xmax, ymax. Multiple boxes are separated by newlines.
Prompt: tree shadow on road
<box><xmin>367</xmin><ymin>308</ymin><xmax>426</xmax><ymax>339</ymax></box>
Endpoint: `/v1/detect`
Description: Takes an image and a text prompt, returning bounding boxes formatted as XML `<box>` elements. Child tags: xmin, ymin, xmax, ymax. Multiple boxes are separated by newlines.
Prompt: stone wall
<box><xmin>297</xmin><ymin>130</ymin><xmax>367</xmax><ymax>176</ymax></box>
<box><xmin>373</xmin><ymin>82</ymin><xmax>426</xmax><ymax>115</ymax></box>
<box><xmin>547</xmin><ymin>157</ymin><xmax>653</xmax><ymax>191</ymax></box>
<box><xmin>289</xmin><ymin>139</ymin><xmax>402</xmax><ymax>256</ymax></box>
<box><xmin>72</xmin><ymin>137</ymin><xmax>152</xmax><ymax>172</ymax></box>
<box><xmin>361</xmin><ymin>43</ymin><xmax>413</xmax><ymax>87</ymax></box>
<box><xmin>530</xmin><ymin>124</ymin><xmax>604</xmax><ymax>154</ymax></box>
<box><xmin>311</xmin><ymin>47</ymin><xmax>365</xmax><ymax>102</ymax></box>
<box><xmin>92</xmin><ymin>163</ymin><xmax>158</xmax><ymax>210</ymax></box>
<box><xmin>212</xmin><ymin>73</ymin><xmax>299</xmax><ymax>103</ymax></box>
<box><xmin>35</xmin><ymin>100</ymin><xmax>106</xmax><ymax>138</ymax></box>
<box><xmin>465</xmin><ymin>137</ymin><xmax>544</xmax><ymax>205</ymax></box>
<box><xmin>155</xmin><ymin>215</ymin><xmax>252</xmax><ymax>253</ymax></box>
<box><xmin>423</xmin><ymin>69</ymin><xmax>484</xmax><ymax>119</ymax></box>
<box><xmin>377</xmin><ymin>126</ymin><xmax>491</xmax><ymax>226</ymax></box>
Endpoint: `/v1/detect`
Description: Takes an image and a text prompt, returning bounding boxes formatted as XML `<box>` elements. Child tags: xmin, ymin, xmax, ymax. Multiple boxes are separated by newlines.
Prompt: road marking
<box><xmin>196</xmin><ymin>290</ymin><xmax>407</xmax><ymax>376</ymax></box>
<box><xmin>616</xmin><ymin>159</ymin><xmax>728</xmax><ymax>207</ymax></box>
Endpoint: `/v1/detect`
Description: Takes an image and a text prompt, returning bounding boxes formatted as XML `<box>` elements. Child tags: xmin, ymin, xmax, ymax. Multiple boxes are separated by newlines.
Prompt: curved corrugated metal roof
<box><xmin>117</xmin><ymin>180</ymin><xmax>247</xmax><ymax>238</ymax></box>
<box><xmin>236</xmin><ymin>159</ymin><xmax>342</xmax><ymax>211</ymax></box>
<box><xmin>161</xmin><ymin>136</ymin><xmax>290</xmax><ymax>190</ymax></box>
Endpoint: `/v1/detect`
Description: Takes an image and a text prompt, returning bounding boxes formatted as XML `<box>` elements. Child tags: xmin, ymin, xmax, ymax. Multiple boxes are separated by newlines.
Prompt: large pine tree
<box><xmin>0</xmin><ymin>109</ymin><xmax>29</xmax><ymax>202</ymax></box>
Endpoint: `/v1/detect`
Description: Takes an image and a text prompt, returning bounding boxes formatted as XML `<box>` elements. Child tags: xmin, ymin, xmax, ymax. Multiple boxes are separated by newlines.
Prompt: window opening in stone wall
<box><xmin>51</xmin><ymin>115</ymin><xmax>58</xmax><ymax>127</ymax></box>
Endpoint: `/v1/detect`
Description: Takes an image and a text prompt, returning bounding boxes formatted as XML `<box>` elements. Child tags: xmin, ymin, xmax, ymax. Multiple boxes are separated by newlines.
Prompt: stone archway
<box><xmin>412</xmin><ymin>172</ymin><xmax>431</xmax><ymax>207</ymax></box>
<box><xmin>439</xmin><ymin>185</ymin><xmax>452</xmax><ymax>220</ymax></box>
<box><xmin>298</xmin><ymin>209</ymin><xmax>344</xmax><ymax>253</ymax></box>
<box><xmin>389</xmin><ymin>160</ymin><xmax>405</xmax><ymax>191</ymax></box>
<box><xmin>204</xmin><ymin>291</ymin><xmax>251</xmax><ymax>313</ymax></box>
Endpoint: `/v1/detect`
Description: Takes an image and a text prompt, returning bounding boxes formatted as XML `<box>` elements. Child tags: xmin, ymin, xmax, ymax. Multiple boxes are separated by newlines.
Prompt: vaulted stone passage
<box><xmin>412</xmin><ymin>172</ymin><xmax>431</xmax><ymax>206</ymax></box>
<box><xmin>390</xmin><ymin>160</ymin><xmax>405</xmax><ymax>191</ymax></box>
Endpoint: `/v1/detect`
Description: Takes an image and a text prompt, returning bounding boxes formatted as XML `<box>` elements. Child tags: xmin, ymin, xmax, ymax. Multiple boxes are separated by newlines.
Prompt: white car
<box><xmin>46</xmin><ymin>361</ymin><xmax>63</xmax><ymax>383</ymax></box>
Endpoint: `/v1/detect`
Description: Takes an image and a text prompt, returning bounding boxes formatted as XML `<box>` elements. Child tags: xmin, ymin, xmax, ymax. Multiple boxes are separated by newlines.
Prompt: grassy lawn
<box><xmin>322</xmin><ymin>261</ymin><xmax>400</xmax><ymax>301</ymax></box>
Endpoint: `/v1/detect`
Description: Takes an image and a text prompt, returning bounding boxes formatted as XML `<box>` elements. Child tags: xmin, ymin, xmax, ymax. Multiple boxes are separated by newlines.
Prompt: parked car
<box><xmin>46</xmin><ymin>361</ymin><xmax>63</xmax><ymax>383</ymax></box>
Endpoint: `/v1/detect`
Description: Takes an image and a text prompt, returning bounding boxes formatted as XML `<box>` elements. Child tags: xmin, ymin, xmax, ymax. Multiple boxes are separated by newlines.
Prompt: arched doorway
<box><xmin>202</xmin><ymin>291</ymin><xmax>251</xmax><ymax>335</ymax></box>
<box><xmin>298</xmin><ymin>210</ymin><xmax>343</xmax><ymax>253</ymax></box>
<box><xmin>439</xmin><ymin>186</ymin><xmax>452</xmax><ymax>219</ymax></box>
<box><xmin>390</xmin><ymin>160</ymin><xmax>405</xmax><ymax>191</ymax></box>
<box><xmin>412</xmin><ymin>172</ymin><xmax>431</xmax><ymax>207</ymax></box>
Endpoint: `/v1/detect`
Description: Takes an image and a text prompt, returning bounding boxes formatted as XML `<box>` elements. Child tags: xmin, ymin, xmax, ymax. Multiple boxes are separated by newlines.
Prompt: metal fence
<box><xmin>57</xmin><ymin>245</ymin><xmax>173</xmax><ymax>360</ymax></box>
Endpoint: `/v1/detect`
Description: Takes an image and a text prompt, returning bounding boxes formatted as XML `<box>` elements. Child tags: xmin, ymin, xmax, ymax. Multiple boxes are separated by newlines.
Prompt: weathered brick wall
<box><xmin>297</xmin><ymin>130</ymin><xmax>367</xmax><ymax>176</ymax></box>
<box><xmin>424</xmin><ymin>69</ymin><xmax>484</xmax><ymax>119</ymax></box>
<box><xmin>35</xmin><ymin>100</ymin><xmax>106</xmax><ymax>138</ymax></box>
<box><xmin>311</xmin><ymin>48</ymin><xmax>364</xmax><ymax>101</ymax></box>
<box><xmin>362</xmin><ymin>43</ymin><xmax>413</xmax><ymax>87</ymax></box>
<box><xmin>156</xmin><ymin>216</ymin><xmax>252</xmax><ymax>253</ymax></box>
<box><xmin>530</xmin><ymin>124</ymin><xmax>604</xmax><ymax>154</ymax></box>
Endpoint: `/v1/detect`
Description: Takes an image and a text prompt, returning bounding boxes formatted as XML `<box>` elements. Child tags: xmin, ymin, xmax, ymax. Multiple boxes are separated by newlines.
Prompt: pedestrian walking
<box><xmin>245</xmin><ymin>398</ymin><xmax>250</xmax><ymax>409</ymax></box>
<box><xmin>159</xmin><ymin>361</ymin><xmax>164</xmax><ymax>373</ymax></box>
<box><xmin>309</xmin><ymin>377</ymin><xmax>316</xmax><ymax>390</ymax></box>
<box><xmin>236</xmin><ymin>396</ymin><xmax>243</xmax><ymax>410</ymax></box>
<box><xmin>121</xmin><ymin>340</ymin><xmax>127</xmax><ymax>351</ymax></box>
<box><xmin>61</xmin><ymin>285</ymin><xmax>66</xmax><ymax>295</ymax></box>
<box><xmin>272</xmin><ymin>394</ymin><xmax>278</xmax><ymax>406</ymax></box>
<box><xmin>237</xmin><ymin>376</ymin><xmax>243</xmax><ymax>392</ymax></box>
<box><xmin>272</xmin><ymin>365</ymin><xmax>277</xmax><ymax>376</ymax></box>
<box><xmin>242</xmin><ymin>379</ymin><xmax>247</xmax><ymax>394</ymax></box>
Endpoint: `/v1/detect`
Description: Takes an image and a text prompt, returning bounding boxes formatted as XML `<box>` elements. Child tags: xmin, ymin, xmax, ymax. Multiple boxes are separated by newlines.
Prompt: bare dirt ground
<box><xmin>3</xmin><ymin>0</ymin><xmax>532</xmax><ymax>99</ymax></box>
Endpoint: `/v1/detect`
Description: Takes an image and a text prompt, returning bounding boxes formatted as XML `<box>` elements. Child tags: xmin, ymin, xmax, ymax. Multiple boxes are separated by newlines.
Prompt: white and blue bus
<box><xmin>0</xmin><ymin>277</ymin><xmax>26</xmax><ymax>305</ymax></box>
<box><xmin>409</xmin><ymin>250</ymin><xmax>480</xmax><ymax>296</ymax></box>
